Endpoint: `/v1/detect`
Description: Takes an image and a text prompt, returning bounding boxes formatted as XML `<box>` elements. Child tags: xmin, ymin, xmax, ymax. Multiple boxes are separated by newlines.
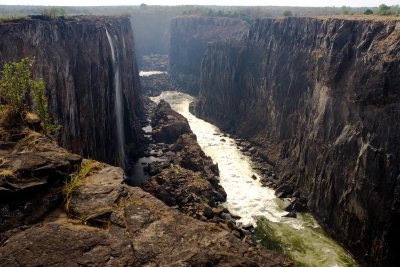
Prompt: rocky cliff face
<box><xmin>0</xmin><ymin>16</ymin><xmax>144</xmax><ymax>166</ymax></box>
<box><xmin>194</xmin><ymin>17</ymin><xmax>400</xmax><ymax>265</ymax></box>
<box><xmin>169</xmin><ymin>15</ymin><xmax>249</xmax><ymax>95</ymax></box>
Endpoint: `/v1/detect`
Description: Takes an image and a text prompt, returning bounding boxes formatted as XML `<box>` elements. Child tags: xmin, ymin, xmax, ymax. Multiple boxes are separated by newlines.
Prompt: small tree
<box><xmin>283</xmin><ymin>10</ymin><xmax>293</xmax><ymax>17</ymax></box>
<box><xmin>31</xmin><ymin>78</ymin><xmax>51</xmax><ymax>132</ymax></box>
<box><xmin>0</xmin><ymin>57</ymin><xmax>59</xmax><ymax>134</ymax></box>
<box><xmin>42</xmin><ymin>7</ymin><xmax>66</xmax><ymax>18</ymax></box>
<box><xmin>0</xmin><ymin>57</ymin><xmax>33</xmax><ymax>113</ymax></box>
<box><xmin>377</xmin><ymin>4</ymin><xmax>393</xmax><ymax>15</ymax></box>
<box><xmin>364</xmin><ymin>9</ymin><xmax>374</xmax><ymax>15</ymax></box>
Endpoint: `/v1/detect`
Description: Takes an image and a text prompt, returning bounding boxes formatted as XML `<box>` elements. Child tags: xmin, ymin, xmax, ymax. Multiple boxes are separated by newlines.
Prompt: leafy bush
<box><xmin>364</xmin><ymin>9</ymin><xmax>373</xmax><ymax>15</ymax></box>
<box><xmin>283</xmin><ymin>10</ymin><xmax>293</xmax><ymax>17</ymax></box>
<box><xmin>0</xmin><ymin>57</ymin><xmax>59</xmax><ymax>134</ymax></box>
<box><xmin>377</xmin><ymin>4</ymin><xmax>393</xmax><ymax>15</ymax></box>
<box><xmin>41</xmin><ymin>8</ymin><xmax>65</xmax><ymax>18</ymax></box>
<box><xmin>0</xmin><ymin>57</ymin><xmax>33</xmax><ymax>113</ymax></box>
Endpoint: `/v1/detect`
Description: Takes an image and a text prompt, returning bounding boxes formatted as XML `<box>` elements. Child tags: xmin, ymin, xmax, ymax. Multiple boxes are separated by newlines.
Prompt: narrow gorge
<box><xmin>192</xmin><ymin>17</ymin><xmax>400</xmax><ymax>265</ymax></box>
<box><xmin>0</xmin><ymin>15</ymin><xmax>291</xmax><ymax>266</ymax></box>
<box><xmin>0</xmin><ymin>9</ymin><xmax>399</xmax><ymax>267</ymax></box>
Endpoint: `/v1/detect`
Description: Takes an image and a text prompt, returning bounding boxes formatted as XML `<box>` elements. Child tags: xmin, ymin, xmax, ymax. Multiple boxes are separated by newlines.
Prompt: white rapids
<box><xmin>150</xmin><ymin>90</ymin><xmax>358</xmax><ymax>267</ymax></box>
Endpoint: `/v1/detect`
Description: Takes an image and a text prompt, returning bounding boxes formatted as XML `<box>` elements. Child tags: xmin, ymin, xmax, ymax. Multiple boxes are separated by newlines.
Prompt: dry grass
<box><xmin>0</xmin><ymin>104</ymin><xmax>23</xmax><ymax>127</ymax></box>
<box><xmin>0</xmin><ymin>169</ymin><xmax>15</xmax><ymax>179</ymax></box>
<box><xmin>64</xmin><ymin>159</ymin><xmax>102</xmax><ymax>211</ymax></box>
<box><xmin>0</xmin><ymin>157</ymin><xmax>9</xmax><ymax>167</ymax></box>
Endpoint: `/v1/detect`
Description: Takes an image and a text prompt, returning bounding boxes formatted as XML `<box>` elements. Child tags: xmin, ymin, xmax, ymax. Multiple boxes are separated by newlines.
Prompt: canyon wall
<box><xmin>0</xmin><ymin>16</ymin><xmax>144</xmax><ymax>166</ymax></box>
<box><xmin>169</xmin><ymin>15</ymin><xmax>249</xmax><ymax>95</ymax></box>
<box><xmin>194</xmin><ymin>17</ymin><xmax>400</xmax><ymax>265</ymax></box>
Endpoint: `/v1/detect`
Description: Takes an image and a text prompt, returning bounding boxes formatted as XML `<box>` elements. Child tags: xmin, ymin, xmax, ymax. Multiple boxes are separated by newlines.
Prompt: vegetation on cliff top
<box><xmin>0</xmin><ymin>57</ymin><xmax>59</xmax><ymax>134</ymax></box>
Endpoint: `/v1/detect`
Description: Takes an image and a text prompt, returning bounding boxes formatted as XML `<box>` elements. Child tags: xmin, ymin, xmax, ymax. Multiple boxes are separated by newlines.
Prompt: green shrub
<box><xmin>364</xmin><ymin>9</ymin><xmax>373</xmax><ymax>15</ymax></box>
<box><xmin>0</xmin><ymin>57</ymin><xmax>33</xmax><ymax>114</ymax></box>
<box><xmin>0</xmin><ymin>57</ymin><xmax>59</xmax><ymax>134</ymax></box>
<box><xmin>283</xmin><ymin>10</ymin><xmax>293</xmax><ymax>17</ymax></box>
<box><xmin>377</xmin><ymin>4</ymin><xmax>393</xmax><ymax>15</ymax></box>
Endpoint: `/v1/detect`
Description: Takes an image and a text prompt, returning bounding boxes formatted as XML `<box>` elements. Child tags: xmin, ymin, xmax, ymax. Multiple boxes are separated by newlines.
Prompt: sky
<box><xmin>0</xmin><ymin>0</ymin><xmax>399</xmax><ymax>7</ymax></box>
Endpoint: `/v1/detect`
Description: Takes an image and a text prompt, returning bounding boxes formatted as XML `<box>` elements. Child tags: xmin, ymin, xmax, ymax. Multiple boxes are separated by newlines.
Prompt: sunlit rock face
<box><xmin>0</xmin><ymin>16</ymin><xmax>144</xmax><ymax>166</ymax></box>
<box><xmin>194</xmin><ymin>17</ymin><xmax>400</xmax><ymax>266</ymax></box>
<box><xmin>169</xmin><ymin>15</ymin><xmax>249</xmax><ymax>95</ymax></box>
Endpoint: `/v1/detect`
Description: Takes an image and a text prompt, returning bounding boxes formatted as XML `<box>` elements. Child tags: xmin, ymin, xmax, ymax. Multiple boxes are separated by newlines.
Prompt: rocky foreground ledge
<box><xmin>0</xmin><ymin>113</ymin><xmax>293</xmax><ymax>266</ymax></box>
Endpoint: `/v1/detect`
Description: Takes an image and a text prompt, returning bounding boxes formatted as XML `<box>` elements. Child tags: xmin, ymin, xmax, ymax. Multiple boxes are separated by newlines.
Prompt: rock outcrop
<box><xmin>169</xmin><ymin>15</ymin><xmax>249</xmax><ymax>95</ymax></box>
<box><xmin>194</xmin><ymin>17</ymin><xmax>400</xmax><ymax>266</ymax></box>
<box><xmin>142</xmin><ymin>100</ymin><xmax>228</xmax><ymax>222</ymax></box>
<box><xmin>141</xmin><ymin>73</ymin><xmax>180</xmax><ymax>96</ymax></box>
<box><xmin>0</xmin><ymin>113</ymin><xmax>81</xmax><ymax>240</ymax></box>
<box><xmin>0</xmin><ymin>16</ymin><xmax>144</xmax><ymax>166</ymax></box>
<box><xmin>151</xmin><ymin>99</ymin><xmax>192</xmax><ymax>143</ymax></box>
<box><xmin>0</xmin><ymin>117</ymin><xmax>293</xmax><ymax>267</ymax></box>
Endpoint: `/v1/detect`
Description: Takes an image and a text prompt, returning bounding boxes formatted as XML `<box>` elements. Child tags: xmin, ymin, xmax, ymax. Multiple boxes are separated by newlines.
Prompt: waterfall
<box><xmin>106</xmin><ymin>28</ymin><xmax>125</xmax><ymax>169</ymax></box>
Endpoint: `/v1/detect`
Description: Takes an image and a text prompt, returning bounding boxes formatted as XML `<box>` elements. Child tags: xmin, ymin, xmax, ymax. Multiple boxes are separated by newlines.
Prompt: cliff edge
<box><xmin>0</xmin><ymin>16</ymin><xmax>144</xmax><ymax>167</ymax></box>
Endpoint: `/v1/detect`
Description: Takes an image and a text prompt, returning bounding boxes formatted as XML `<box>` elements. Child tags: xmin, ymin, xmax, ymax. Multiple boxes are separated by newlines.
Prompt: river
<box><xmin>149</xmin><ymin>90</ymin><xmax>357</xmax><ymax>267</ymax></box>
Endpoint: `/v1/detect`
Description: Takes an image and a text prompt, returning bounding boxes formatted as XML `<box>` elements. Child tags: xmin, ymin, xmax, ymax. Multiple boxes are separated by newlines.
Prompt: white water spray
<box><xmin>106</xmin><ymin>28</ymin><xmax>125</xmax><ymax>169</ymax></box>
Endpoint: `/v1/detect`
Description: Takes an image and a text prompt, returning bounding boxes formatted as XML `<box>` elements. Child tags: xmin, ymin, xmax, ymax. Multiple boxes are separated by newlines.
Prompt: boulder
<box><xmin>152</xmin><ymin>100</ymin><xmax>191</xmax><ymax>143</ymax></box>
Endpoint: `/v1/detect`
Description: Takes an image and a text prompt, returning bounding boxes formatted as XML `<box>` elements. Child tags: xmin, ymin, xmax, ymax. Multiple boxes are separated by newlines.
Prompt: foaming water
<box><xmin>151</xmin><ymin>91</ymin><xmax>357</xmax><ymax>267</ymax></box>
<box><xmin>139</xmin><ymin>71</ymin><xmax>167</xmax><ymax>76</ymax></box>
<box><xmin>106</xmin><ymin>29</ymin><xmax>125</xmax><ymax>169</ymax></box>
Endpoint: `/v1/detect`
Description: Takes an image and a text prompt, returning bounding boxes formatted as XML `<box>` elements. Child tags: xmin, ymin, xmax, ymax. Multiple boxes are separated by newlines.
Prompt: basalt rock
<box><xmin>144</xmin><ymin>99</ymin><xmax>227</xmax><ymax>223</ymax></box>
<box><xmin>0</xmin><ymin>16</ymin><xmax>144</xmax><ymax>166</ymax></box>
<box><xmin>151</xmin><ymin>99</ymin><xmax>191</xmax><ymax>143</ymax></box>
<box><xmin>169</xmin><ymin>15</ymin><xmax>249</xmax><ymax>95</ymax></box>
<box><xmin>194</xmin><ymin>17</ymin><xmax>400</xmax><ymax>265</ymax></box>
<box><xmin>0</xmin><ymin>118</ymin><xmax>82</xmax><ymax>240</ymax></box>
<box><xmin>140</xmin><ymin>73</ymin><xmax>180</xmax><ymax>97</ymax></box>
<box><xmin>0</xmin><ymin>126</ymin><xmax>293</xmax><ymax>267</ymax></box>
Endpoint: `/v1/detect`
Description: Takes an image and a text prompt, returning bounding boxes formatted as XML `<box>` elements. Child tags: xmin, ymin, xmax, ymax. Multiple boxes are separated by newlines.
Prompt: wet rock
<box><xmin>249</xmin><ymin>147</ymin><xmax>257</xmax><ymax>154</ymax></box>
<box><xmin>276</xmin><ymin>185</ymin><xmax>294</xmax><ymax>199</ymax></box>
<box><xmin>210</xmin><ymin>163</ymin><xmax>220</xmax><ymax>176</ymax></box>
<box><xmin>282</xmin><ymin>211</ymin><xmax>297</xmax><ymax>218</ymax></box>
<box><xmin>241</xmin><ymin>223</ymin><xmax>255</xmax><ymax>231</ymax></box>
<box><xmin>285</xmin><ymin>198</ymin><xmax>308</xmax><ymax>213</ymax></box>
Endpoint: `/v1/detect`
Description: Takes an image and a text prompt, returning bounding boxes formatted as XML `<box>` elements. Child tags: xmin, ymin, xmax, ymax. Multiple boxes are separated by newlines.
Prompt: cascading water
<box><xmin>150</xmin><ymin>90</ymin><xmax>358</xmax><ymax>267</ymax></box>
<box><xmin>106</xmin><ymin>28</ymin><xmax>125</xmax><ymax>169</ymax></box>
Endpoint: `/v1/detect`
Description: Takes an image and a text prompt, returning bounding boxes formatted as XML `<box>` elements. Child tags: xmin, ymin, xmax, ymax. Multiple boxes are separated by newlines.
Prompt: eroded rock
<box><xmin>0</xmin><ymin>162</ymin><xmax>293</xmax><ymax>267</ymax></box>
<box><xmin>151</xmin><ymin>100</ymin><xmax>191</xmax><ymax>143</ymax></box>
